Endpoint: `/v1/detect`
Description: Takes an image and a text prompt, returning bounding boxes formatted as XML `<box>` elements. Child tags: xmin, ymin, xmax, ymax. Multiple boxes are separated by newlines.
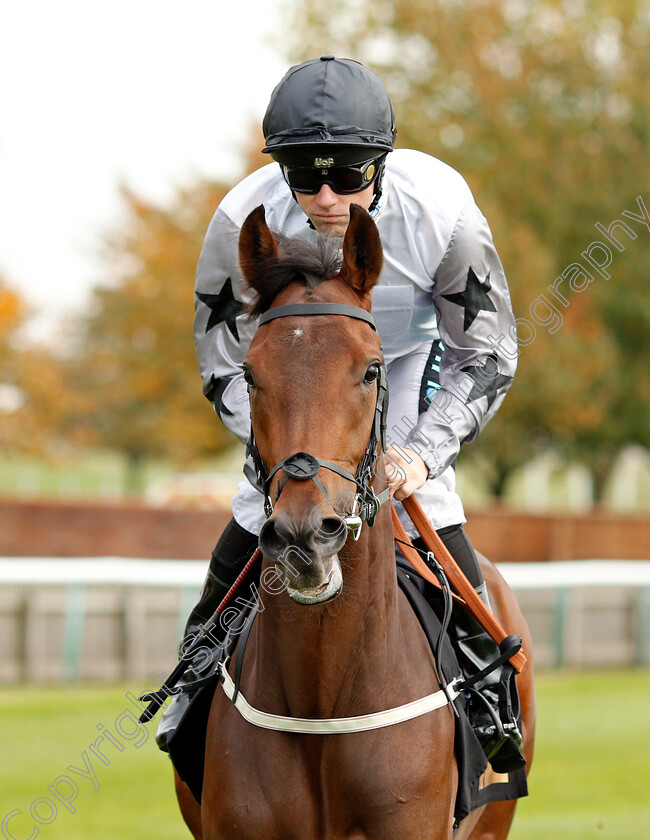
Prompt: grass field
<box><xmin>1</xmin><ymin>670</ymin><xmax>648</xmax><ymax>839</ymax></box>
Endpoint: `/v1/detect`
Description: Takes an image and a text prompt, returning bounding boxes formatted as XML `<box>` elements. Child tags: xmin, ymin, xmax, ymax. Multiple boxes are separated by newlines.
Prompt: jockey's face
<box><xmin>295</xmin><ymin>183</ymin><xmax>374</xmax><ymax>237</ymax></box>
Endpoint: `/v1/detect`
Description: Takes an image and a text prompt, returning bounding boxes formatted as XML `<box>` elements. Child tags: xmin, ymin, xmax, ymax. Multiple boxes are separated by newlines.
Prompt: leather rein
<box><xmin>247</xmin><ymin>300</ymin><xmax>525</xmax><ymax>676</ymax></box>
<box><xmin>139</xmin><ymin>302</ymin><xmax>526</xmax><ymax>729</ymax></box>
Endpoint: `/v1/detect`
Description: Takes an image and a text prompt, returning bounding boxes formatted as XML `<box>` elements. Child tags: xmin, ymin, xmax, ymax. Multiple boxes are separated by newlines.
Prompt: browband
<box><xmin>258</xmin><ymin>303</ymin><xmax>376</xmax><ymax>330</ymax></box>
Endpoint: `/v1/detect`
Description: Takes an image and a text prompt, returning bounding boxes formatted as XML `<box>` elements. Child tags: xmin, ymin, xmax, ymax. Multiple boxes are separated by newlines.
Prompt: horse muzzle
<box><xmin>284</xmin><ymin>561</ymin><xmax>343</xmax><ymax>605</ymax></box>
<box><xmin>259</xmin><ymin>510</ymin><xmax>346</xmax><ymax>605</ymax></box>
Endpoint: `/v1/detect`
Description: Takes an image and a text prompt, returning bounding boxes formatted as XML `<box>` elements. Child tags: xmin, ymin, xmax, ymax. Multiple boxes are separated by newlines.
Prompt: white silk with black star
<box><xmin>194</xmin><ymin>149</ymin><xmax>517</xmax><ymax>534</ymax></box>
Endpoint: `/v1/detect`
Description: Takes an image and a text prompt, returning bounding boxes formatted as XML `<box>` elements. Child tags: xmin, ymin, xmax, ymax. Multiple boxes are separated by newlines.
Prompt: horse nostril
<box><xmin>259</xmin><ymin>512</ymin><xmax>346</xmax><ymax>560</ymax></box>
<box><xmin>317</xmin><ymin>516</ymin><xmax>346</xmax><ymax>541</ymax></box>
<box><xmin>259</xmin><ymin>516</ymin><xmax>292</xmax><ymax>560</ymax></box>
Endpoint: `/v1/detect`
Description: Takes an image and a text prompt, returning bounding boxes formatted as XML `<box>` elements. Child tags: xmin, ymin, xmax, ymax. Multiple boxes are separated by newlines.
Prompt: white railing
<box><xmin>1</xmin><ymin>558</ymin><xmax>649</xmax><ymax>681</ymax></box>
<box><xmin>0</xmin><ymin>557</ymin><xmax>208</xmax><ymax>586</ymax></box>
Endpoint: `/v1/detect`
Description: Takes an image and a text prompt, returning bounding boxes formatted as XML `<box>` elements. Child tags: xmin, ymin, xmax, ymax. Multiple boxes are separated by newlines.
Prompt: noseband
<box><xmin>246</xmin><ymin>302</ymin><xmax>390</xmax><ymax>538</ymax></box>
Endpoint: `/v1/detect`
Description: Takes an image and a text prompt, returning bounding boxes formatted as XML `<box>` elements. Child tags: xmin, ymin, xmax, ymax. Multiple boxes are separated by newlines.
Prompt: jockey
<box><xmin>158</xmin><ymin>56</ymin><xmax>525</xmax><ymax>773</ymax></box>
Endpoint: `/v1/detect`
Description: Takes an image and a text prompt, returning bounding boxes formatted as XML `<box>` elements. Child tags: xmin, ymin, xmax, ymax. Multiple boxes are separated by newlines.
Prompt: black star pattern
<box><xmin>461</xmin><ymin>354</ymin><xmax>513</xmax><ymax>410</ymax></box>
<box><xmin>210</xmin><ymin>375</ymin><xmax>235</xmax><ymax>418</ymax></box>
<box><xmin>196</xmin><ymin>277</ymin><xmax>243</xmax><ymax>340</ymax></box>
<box><xmin>442</xmin><ymin>267</ymin><xmax>497</xmax><ymax>331</ymax></box>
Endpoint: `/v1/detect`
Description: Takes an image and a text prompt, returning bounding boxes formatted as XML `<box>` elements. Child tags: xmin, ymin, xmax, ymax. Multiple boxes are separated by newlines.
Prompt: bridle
<box><xmin>246</xmin><ymin>302</ymin><xmax>391</xmax><ymax>539</ymax></box>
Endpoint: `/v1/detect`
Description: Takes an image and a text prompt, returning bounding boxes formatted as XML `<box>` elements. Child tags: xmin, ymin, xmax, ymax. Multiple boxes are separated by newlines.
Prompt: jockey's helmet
<box><xmin>262</xmin><ymin>56</ymin><xmax>396</xmax><ymax>207</ymax></box>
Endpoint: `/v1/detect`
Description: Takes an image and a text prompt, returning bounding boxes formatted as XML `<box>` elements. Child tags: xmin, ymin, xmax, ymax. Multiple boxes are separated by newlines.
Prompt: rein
<box><xmin>395</xmin><ymin>498</ymin><xmax>527</xmax><ymax>675</ymax></box>
<box><xmin>247</xmin><ymin>302</ymin><xmax>391</xmax><ymax>535</ymax></box>
<box><xmin>209</xmin><ymin>503</ymin><xmax>524</xmax><ymax>734</ymax></box>
<box><xmin>140</xmin><ymin>302</ymin><xmax>524</xmax><ymax>731</ymax></box>
<box><xmin>140</xmin><ymin>500</ymin><xmax>525</xmax><ymax>730</ymax></box>
<box><xmin>219</xmin><ymin>303</ymin><xmax>524</xmax><ymax>730</ymax></box>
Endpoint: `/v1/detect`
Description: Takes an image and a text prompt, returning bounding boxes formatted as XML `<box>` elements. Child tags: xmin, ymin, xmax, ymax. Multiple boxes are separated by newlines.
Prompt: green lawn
<box><xmin>0</xmin><ymin>684</ymin><xmax>187</xmax><ymax>839</ymax></box>
<box><xmin>509</xmin><ymin>669</ymin><xmax>650</xmax><ymax>840</ymax></box>
<box><xmin>1</xmin><ymin>670</ymin><xmax>649</xmax><ymax>839</ymax></box>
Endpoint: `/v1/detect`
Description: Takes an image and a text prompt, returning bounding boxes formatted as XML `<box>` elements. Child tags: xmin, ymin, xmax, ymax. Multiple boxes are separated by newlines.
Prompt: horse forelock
<box><xmin>245</xmin><ymin>233</ymin><xmax>343</xmax><ymax>317</ymax></box>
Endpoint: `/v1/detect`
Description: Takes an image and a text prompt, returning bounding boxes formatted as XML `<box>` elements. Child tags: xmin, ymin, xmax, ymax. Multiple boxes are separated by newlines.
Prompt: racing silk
<box><xmin>194</xmin><ymin>149</ymin><xmax>517</xmax><ymax>534</ymax></box>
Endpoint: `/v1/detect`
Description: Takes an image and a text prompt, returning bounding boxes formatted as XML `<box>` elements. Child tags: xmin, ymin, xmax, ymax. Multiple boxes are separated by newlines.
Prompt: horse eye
<box><xmin>243</xmin><ymin>366</ymin><xmax>255</xmax><ymax>387</ymax></box>
<box><xmin>363</xmin><ymin>363</ymin><xmax>380</xmax><ymax>385</ymax></box>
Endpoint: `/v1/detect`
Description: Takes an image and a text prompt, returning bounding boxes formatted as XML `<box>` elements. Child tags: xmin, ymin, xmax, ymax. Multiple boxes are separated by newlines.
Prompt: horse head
<box><xmin>240</xmin><ymin>204</ymin><xmax>386</xmax><ymax>605</ymax></box>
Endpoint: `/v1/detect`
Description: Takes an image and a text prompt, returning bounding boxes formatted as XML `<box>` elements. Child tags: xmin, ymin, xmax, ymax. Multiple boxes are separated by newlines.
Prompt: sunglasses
<box><xmin>282</xmin><ymin>158</ymin><xmax>381</xmax><ymax>195</ymax></box>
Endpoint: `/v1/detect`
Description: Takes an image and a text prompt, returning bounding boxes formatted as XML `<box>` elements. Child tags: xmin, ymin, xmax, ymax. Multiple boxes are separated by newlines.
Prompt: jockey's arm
<box><xmin>404</xmin><ymin>194</ymin><xmax>518</xmax><ymax>485</ymax></box>
<box><xmin>194</xmin><ymin>206</ymin><xmax>255</xmax><ymax>444</ymax></box>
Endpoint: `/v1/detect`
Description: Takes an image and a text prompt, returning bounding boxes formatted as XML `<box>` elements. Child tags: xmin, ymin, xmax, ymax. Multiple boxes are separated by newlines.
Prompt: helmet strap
<box><xmin>368</xmin><ymin>155</ymin><xmax>388</xmax><ymax>214</ymax></box>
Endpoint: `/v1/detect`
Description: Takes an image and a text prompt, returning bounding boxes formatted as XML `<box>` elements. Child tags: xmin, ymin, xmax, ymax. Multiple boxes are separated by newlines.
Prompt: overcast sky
<box><xmin>0</xmin><ymin>1</ymin><xmax>287</xmax><ymax>336</ymax></box>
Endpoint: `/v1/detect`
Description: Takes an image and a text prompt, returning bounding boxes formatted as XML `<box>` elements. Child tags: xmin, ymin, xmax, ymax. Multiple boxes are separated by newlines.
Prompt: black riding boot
<box><xmin>416</xmin><ymin>526</ymin><xmax>525</xmax><ymax>774</ymax></box>
<box><xmin>155</xmin><ymin>519</ymin><xmax>259</xmax><ymax>752</ymax></box>
<box><xmin>452</xmin><ymin>581</ymin><xmax>525</xmax><ymax>773</ymax></box>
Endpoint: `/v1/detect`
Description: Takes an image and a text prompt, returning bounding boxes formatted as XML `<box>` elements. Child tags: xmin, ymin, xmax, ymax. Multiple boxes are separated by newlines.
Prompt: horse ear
<box><xmin>339</xmin><ymin>205</ymin><xmax>383</xmax><ymax>295</ymax></box>
<box><xmin>239</xmin><ymin>205</ymin><xmax>279</xmax><ymax>292</ymax></box>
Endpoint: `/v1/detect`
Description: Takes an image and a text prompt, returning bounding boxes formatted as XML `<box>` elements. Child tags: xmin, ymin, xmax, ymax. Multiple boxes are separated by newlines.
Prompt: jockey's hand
<box><xmin>382</xmin><ymin>446</ymin><xmax>429</xmax><ymax>501</ymax></box>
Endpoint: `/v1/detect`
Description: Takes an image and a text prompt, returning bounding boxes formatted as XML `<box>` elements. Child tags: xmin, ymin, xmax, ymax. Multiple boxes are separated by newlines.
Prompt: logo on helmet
<box><xmin>314</xmin><ymin>157</ymin><xmax>334</xmax><ymax>168</ymax></box>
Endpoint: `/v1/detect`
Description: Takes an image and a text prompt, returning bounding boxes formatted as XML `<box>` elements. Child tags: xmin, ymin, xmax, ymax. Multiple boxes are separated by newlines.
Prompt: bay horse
<box><xmin>175</xmin><ymin>205</ymin><xmax>535</xmax><ymax>839</ymax></box>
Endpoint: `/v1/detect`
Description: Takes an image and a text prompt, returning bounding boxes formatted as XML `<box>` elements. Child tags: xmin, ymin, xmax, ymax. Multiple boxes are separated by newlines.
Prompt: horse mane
<box><xmin>244</xmin><ymin>231</ymin><xmax>343</xmax><ymax>317</ymax></box>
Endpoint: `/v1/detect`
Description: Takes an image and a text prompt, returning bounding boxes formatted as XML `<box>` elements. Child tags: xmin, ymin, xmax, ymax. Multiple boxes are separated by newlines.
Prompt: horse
<box><xmin>174</xmin><ymin>204</ymin><xmax>536</xmax><ymax>839</ymax></box>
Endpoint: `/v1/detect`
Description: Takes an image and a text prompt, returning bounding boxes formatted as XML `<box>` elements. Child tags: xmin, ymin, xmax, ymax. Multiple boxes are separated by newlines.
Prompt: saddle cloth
<box><xmin>167</xmin><ymin>565</ymin><xmax>527</xmax><ymax>823</ymax></box>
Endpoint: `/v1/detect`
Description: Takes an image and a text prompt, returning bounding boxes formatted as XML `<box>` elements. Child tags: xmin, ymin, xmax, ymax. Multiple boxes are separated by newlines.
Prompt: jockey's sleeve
<box><xmin>405</xmin><ymin>195</ymin><xmax>518</xmax><ymax>479</ymax></box>
<box><xmin>194</xmin><ymin>206</ymin><xmax>255</xmax><ymax>443</ymax></box>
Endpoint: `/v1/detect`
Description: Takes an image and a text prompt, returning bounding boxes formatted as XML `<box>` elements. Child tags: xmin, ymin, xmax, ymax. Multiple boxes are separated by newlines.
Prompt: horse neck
<box><xmin>251</xmin><ymin>507</ymin><xmax>403</xmax><ymax>717</ymax></box>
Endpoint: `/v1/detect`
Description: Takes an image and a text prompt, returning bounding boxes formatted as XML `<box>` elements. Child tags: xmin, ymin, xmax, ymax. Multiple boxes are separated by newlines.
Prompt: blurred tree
<box><xmin>66</xmin><ymin>134</ymin><xmax>269</xmax><ymax>490</ymax></box>
<box><xmin>0</xmin><ymin>279</ymin><xmax>23</xmax><ymax>357</ymax></box>
<box><xmin>66</xmin><ymin>179</ymin><xmax>232</xmax><ymax>490</ymax></box>
<box><xmin>0</xmin><ymin>279</ymin><xmax>78</xmax><ymax>456</ymax></box>
<box><xmin>286</xmin><ymin>0</ymin><xmax>650</xmax><ymax>497</ymax></box>
<box><xmin>0</xmin><ymin>280</ymin><xmax>26</xmax><ymax>446</ymax></box>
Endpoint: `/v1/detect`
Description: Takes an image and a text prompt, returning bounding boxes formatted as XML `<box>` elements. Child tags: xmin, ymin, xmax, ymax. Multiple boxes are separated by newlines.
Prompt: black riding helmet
<box><xmin>262</xmin><ymin>56</ymin><xmax>397</xmax><ymax>208</ymax></box>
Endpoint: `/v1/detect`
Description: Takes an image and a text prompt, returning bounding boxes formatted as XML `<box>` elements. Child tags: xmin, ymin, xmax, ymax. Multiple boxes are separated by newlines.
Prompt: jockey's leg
<box><xmin>415</xmin><ymin>525</ymin><xmax>525</xmax><ymax>774</ymax></box>
<box><xmin>156</xmin><ymin>518</ymin><xmax>259</xmax><ymax>752</ymax></box>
